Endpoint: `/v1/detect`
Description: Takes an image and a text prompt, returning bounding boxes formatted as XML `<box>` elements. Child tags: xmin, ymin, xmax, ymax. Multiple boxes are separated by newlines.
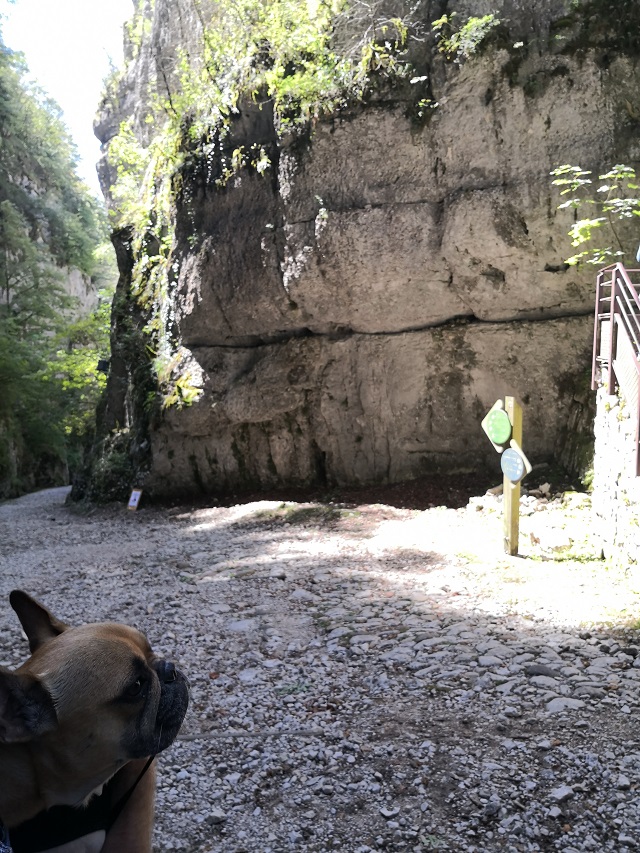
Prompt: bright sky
<box><xmin>0</xmin><ymin>0</ymin><xmax>134</xmax><ymax>196</ymax></box>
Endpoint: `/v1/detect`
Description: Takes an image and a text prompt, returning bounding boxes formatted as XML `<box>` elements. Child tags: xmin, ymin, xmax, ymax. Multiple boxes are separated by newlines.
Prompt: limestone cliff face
<box><xmin>94</xmin><ymin>0</ymin><xmax>640</xmax><ymax>497</ymax></box>
<box><xmin>63</xmin><ymin>268</ymin><xmax>98</xmax><ymax>316</ymax></box>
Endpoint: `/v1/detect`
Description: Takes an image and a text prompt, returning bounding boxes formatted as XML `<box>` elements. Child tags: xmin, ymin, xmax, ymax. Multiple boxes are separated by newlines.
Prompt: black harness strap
<box><xmin>0</xmin><ymin>822</ymin><xmax>12</xmax><ymax>853</ymax></box>
<box><xmin>5</xmin><ymin>757</ymin><xmax>155</xmax><ymax>853</ymax></box>
<box><xmin>105</xmin><ymin>755</ymin><xmax>155</xmax><ymax>831</ymax></box>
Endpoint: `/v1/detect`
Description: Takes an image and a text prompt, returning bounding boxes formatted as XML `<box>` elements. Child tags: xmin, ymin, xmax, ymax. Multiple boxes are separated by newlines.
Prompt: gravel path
<box><xmin>2</xmin><ymin>486</ymin><xmax>640</xmax><ymax>852</ymax></box>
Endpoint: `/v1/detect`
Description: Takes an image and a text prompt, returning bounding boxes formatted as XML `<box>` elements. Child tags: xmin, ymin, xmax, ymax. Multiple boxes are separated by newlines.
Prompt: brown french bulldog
<box><xmin>0</xmin><ymin>591</ymin><xmax>189</xmax><ymax>853</ymax></box>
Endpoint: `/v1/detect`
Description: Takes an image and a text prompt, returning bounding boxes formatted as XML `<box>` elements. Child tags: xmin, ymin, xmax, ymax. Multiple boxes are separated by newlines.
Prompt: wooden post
<box><xmin>503</xmin><ymin>396</ymin><xmax>522</xmax><ymax>556</ymax></box>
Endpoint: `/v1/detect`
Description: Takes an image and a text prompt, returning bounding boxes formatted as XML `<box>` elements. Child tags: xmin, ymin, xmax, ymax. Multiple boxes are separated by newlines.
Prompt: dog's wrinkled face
<box><xmin>0</xmin><ymin>591</ymin><xmax>189</xmax><ymax>811</ymax></box>
<box><xmin>24</xmin><ymin>623</ymin><xmax>188</xmax><ymax>761</ymax></box>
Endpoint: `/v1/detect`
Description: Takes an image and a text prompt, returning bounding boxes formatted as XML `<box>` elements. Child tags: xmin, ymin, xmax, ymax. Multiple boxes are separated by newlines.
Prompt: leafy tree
<box><xmin>0</xmin><ymin>29</ymin><xmax>115</xmax><ymax>497</ymax></box>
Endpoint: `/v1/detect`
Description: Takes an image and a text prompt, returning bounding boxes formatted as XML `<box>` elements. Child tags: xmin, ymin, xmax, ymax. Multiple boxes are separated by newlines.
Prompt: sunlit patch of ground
<box><xmin>363</xmin><ymin>492</ymin><xmax>640</xmax><ymax>630</ymax></box>
<box><xmin>177</xmin><ymin>489</ymin><xmax>640</xmax><ymax>632</ymax></box>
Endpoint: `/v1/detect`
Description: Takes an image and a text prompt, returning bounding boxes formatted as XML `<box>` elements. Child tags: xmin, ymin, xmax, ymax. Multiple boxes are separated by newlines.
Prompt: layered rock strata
<box><xmin>94</xmin><ymin>0</ymin><xmax>640</xmax><ymax>497</ymax></box>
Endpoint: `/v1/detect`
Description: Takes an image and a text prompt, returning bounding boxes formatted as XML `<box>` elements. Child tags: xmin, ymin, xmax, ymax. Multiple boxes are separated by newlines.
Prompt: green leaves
<box><xmin>432</xmin><ymin>13</ymin><xmax>501</xmax><ymax>63</ymax></box>
<box><xmin>0</xmin><ymin>30</ymin><xmax>115</xmax><ymax>496</ymax></box>
<box><xmin>551</xmin><ymin>163</ymin><xmax>640</xmax><ymax>266</ymax></box>
<box><xmin>550</xmin><ymin>164</ymin><xmax>594</xmax><ymax>201</ymax></box>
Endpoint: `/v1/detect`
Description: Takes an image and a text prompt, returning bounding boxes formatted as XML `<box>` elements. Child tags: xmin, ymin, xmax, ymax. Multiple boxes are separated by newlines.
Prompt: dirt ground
<box><xmin>3</xmin><ymin>476</ymin><xmax>640</xmax><ymax>852</ymax></box>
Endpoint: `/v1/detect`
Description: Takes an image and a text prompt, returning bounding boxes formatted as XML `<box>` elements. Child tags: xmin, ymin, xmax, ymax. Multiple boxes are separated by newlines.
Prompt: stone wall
<box><xmin>145</xmin><ymin>316</ymin><xmax>592</xmax><ymax>497</ymax></box>
<box><xmin>592</xmin><ymin>383</ymin><xmax>640</xmax><ymax>566</ymax></box>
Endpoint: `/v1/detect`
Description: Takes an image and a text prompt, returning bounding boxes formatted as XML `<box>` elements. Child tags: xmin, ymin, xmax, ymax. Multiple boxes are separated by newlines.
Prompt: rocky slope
<box><xmin>92</xmin><ymin>0</ymin><xmax>640</xmax><ymax>499</ymax></box>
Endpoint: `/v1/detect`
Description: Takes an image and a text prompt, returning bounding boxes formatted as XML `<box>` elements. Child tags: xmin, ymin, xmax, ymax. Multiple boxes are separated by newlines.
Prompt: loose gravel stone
<box><xmin>550</xmin><ymin>785</ymin><xmax>575</xmax><ymax>802</ymax></box>
<box><xmin>2</xmin><ymin>486</ymin><xmax>640</xmax><ymax>851</ymax></box>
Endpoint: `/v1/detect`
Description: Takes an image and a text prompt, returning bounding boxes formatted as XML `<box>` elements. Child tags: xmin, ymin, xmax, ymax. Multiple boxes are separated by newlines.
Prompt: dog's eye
<box><xmin>124</xmin><ymin>677</ymin><xmax>146</xmax><ymax>698</ymax></box>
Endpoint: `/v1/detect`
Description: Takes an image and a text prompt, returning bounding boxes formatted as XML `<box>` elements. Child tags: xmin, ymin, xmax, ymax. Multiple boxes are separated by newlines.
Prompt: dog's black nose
<box><xmin>157</xmin><ymin>660</ymin><xmax>177</xmax><ymax>683</ymax></box>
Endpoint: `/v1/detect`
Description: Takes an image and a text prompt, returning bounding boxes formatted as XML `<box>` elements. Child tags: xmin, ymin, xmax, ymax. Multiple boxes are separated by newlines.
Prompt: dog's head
<box><xmin>0</xmin><ymin>591</ymin><xmax>189</xmax><ymax>811</ymax></box>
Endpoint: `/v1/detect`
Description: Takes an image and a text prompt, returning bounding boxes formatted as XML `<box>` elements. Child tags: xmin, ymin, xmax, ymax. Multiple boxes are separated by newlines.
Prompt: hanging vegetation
<box><xmin>104</xmin><ymin>0</ymin><xmax>423</xmax><ymax>408</ymax></box>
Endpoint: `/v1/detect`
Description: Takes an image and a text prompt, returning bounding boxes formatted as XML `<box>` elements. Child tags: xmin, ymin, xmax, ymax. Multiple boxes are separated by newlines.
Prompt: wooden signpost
<box><xmin>481</xmin><ymin>396</ymin><xmax>531</xmax><ymax>556</ymax></box>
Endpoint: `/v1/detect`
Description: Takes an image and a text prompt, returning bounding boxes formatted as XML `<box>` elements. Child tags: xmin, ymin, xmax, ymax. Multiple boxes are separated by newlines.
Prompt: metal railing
<box><xmin>592</xmin><ymin>263</ymin><xmax>640</xmax><ymax>474</ymax></box>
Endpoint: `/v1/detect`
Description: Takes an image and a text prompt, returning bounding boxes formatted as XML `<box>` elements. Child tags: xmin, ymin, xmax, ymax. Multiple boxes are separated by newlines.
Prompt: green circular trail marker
<box><xmin>485</xmin><ymin>408</ymin><xmax>512</xmax><ymax>446</ymax></box>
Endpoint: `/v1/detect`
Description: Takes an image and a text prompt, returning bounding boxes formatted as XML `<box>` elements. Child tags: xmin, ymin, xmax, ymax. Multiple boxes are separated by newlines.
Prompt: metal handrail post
<box><xmin>636</xmin><ymin>375</ymin><xmax>640</xmax><ymax>476</ymax></box>
<box><xmin>608</xmin><ymin>267</ymin><xmax>617</xmax><ymax>395</ymax></box>
<box><xmin>592</xmin><ymin>268</ymin><xmax>604</xmax><ymax>390</ymax></box>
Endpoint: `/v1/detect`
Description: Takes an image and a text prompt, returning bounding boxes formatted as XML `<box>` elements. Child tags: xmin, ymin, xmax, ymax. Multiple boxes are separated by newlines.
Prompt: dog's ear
<box><xmin>9</xmin><ymin>591</ymin><xmax>69</xmax><ymax>654</ymax></box>
<box><xmin>0</xmin><ymin>668</ymin><xmax>58</xmax><ymax>743</ymax></box>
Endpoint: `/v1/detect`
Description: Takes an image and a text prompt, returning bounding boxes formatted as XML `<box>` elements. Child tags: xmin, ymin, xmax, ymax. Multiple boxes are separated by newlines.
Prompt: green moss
<box><xmin>69</xmin><ymin>231</ymin><xmax>157</xmax><ymax>504</ymax></box>
<box><xmin>86</xmin><ymin>432</ymin><xmax>134</xmax><ymax>503</ymax></box>
<box><xmin>431</xmin><ymin>13</ymin><xmax>501</xmax><ymax>63</ymax></box>
<box><xmin>560</xmin><ymin>0</ymin><xmax>640</xmax><ymax>57</ymax></box>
